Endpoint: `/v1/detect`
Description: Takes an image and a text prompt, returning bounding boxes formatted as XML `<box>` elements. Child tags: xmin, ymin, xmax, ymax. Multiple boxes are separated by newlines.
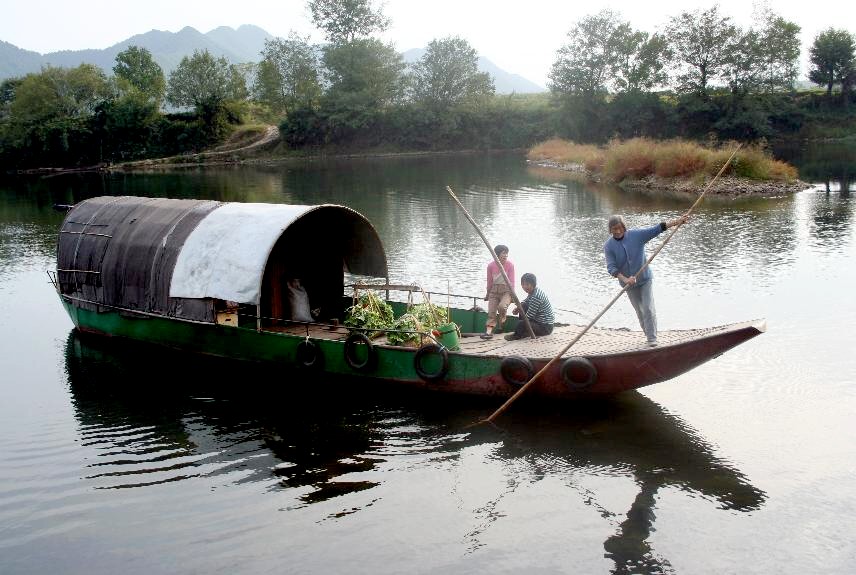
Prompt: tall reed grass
<box><xmin>527</xmin><ymin>139</ymin><xmax>605</xmax><ymax>172</ymax></box>
<box><xmin>528</xmin><ymin>138</ymin><xmax>798</xmax><ymax>182</ymax></box>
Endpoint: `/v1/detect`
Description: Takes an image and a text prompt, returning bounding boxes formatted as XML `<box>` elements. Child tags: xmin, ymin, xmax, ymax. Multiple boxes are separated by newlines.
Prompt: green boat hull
<box><xmin>61</xmin><ymin>297</ymin><xmax>766</xmax><ymax>400</ymax></box>
<box><xmin>60</xmin><ymin>299</ymin><xmax>528</xmax><ymax>398</ymax></box>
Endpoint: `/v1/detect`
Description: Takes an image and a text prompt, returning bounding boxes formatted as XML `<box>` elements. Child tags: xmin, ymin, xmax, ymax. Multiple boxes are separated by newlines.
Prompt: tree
<box><xmin>613</xmin><ymin>31</ymin><xmax>670</xmax><ymax>93</ymax></box>
<box><xmin>96</xmin><ymin>91</ymin><xmax>160</xmax><ymax>161</ymax></box>
<box><xmin>322</xmin><ymin>39</ymin><xmax>405</xmax><ymax>107</ymax></box>
<box><xmin>10</xmin><ymin>64</ymin><xmax>110</xmax><ymax>124</ymax></box>
<box><xmin>167</xmin><ymin>50</ymin><xmax>247</xmax><ymax>136</ymax></box>
<box><xmin>753</xmin><ymin>7</ymin><xmax>801</xmax><ymax>93</ymax></box>
<box><xmin>254</xmin><ymin>33</ymin><xmax>321</xmax><ymax>115</ymax></box>
<box><xmin>809</xmin><ymin>28</ymin><xmax>856</xmax><ymax>99</ymax></box>
<box><xmin>0</xmin><ymin>77</ymin><xmax>22</xmax><ymax>121</ymax></box>
<box><xmin>721</xmin><ymin>29</ymin><xmax>763</xmax><ymax>96</ymax></box>
<box><xmin>307</xmin><ymin>0</ymin><xmax>389</xmax><ymax>44</ymax></box>
<box><xmin>408</xmin><ymin>37</ymin><xmax>494</xmax><ymax>111</ymax></box>
<box><xmin>113</xmin><ymin>46</ymin><xmax>166</xmax><ymax>105</ymax></box>
<box><xmin>320</xmin><ymin>38</ymin><xmax>405</xmax><ymax>138</ymax></box>
<box><xmin>2</xmin><ymin>65</ymin><xmax>110</xmax><ymax>165</ymax></box>
<box><xmin>167</xmin><ymin>50</ymin><xmax>246</xmax><ymax>111</ymax></box>
<box><xmin>664</xmin><ymin>5</ymin><xmax>739</xmax><ymax>97</ymax></box>
<box><xmin>549</xmin><ymin>10</ymin><xmax>625</xmax><ymax>96</ymax></box>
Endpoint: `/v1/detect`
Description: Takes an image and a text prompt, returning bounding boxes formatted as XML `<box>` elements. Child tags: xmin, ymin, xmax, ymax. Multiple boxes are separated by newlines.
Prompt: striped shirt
<box><xmin>522</xmin><ymin>287</ymin><xmax>554</xmax><ymax>325</ymax></box>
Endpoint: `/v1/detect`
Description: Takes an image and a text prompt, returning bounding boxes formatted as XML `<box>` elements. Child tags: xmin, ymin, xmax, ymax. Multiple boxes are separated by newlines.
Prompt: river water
<box><xmin>1</xmin><ymin>145</ymin><xmax>854</xmax><ymax>574</ymax></box>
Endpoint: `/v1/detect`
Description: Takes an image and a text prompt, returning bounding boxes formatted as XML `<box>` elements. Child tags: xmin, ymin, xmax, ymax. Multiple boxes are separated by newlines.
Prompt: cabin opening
<box><xmin>260</xmin><ymin>209</ymin><xmax>351</xmax><ymax>327</ymax></box>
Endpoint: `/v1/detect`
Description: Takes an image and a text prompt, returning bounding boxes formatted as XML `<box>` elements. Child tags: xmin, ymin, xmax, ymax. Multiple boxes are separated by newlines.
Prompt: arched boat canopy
<box><xmin>57</xmin><ymin>196</ymin><xmax>388</xmax><ymax>322</ymax></box>
<box><xmin>169</xmin><ymin>202</ymin><xmax>388</xmax><ymax>304</ymax></box>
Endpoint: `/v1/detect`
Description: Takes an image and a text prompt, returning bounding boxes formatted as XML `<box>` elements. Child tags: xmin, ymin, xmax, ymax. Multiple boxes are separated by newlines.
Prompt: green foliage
<box><xmin>408</xmin><ymin>37</ymin><xmax>494</xmax><ymax>111</ymax></box>
<box><xmin>254</xmin><ymin>34</ymin><xmax>321</xmax><ymax>115</ymax></box>
<box><xmin>279</xmin><ymin>106</ymin><xmax>327</xmax><ymax>147</ymax></box>
<box><xmin>409</xmin><ymin>302</ymin><xmax>448</xmax><ymax>328</ymax></box>
<box><xmin>549</xmin><ymin>10</ymin><xmax>623</xmax><ymax>96</ymax></box>
<box><xmin>113</xmin><ymin>46</ymin><xmax>166</xmax><ymax>105</ymax></box>
<box><xmin>713</xmin><ymin>97</ymin><xmax>774</xmax><ymax>140</ymax></box>
<box><xmin>318</xmin><ymin>38</ymin><xmax>405</xmax><ymax>143</ymax></box>
<box><xmin>0</xmin><ymin>65</ymin><xmax>111</xmax><ymax>167</ymax></box>
<box><xmin>322</xmin><ymin>39</ymin><xmax>405</xmax><ymax>106</ymax></box>
<box><xmin>167</xmin><ymin>49</ymin><xmax>247</xmax><ymax>140</ymax></box>
<box><xmin>754</xmin><ymin>11</ymin><xmax>802</xmax><ymax>93</ymax></box>
<box><xmin>278</xmin><ymin>92</ymin><xmax>555</xmax><ymax>152</ymax></box>
<box><xmin>809</xmin><ymin>28</ymin><xmax>856</xmax><ymax>100</ymax></box>
<box><xmin>613</xmin><ymin>32</ymin><xmax>670</xmax><ymax>93</ymax></box>
<box><xmin>9</xmin><ymin>64</ymin><xmax>111</xmax><ymax>126</ymax></box>
<box><xmin>665</xmin><ymin>5</ymin><xmax>739</xmax><ymax>97</ymax></box>
<box><xmin>344</xmin><ymin>291</ymin><xmax>394</xmax><ymax>337</ymax></box>
<box><xmin>307</xmin><ymin>0</ymin><xmax>389</xmax><ymax>44</ymax></box>
<box><xmin>0</xmin><ymin>77</ymin><xmax>22</xmax><ymax>121</ymax></box>
<box><xmin>608</xmin><ymin>91</ymin><xmax>676</xmax><ymax>139</ymax></box>
<box><xmin>553</xmin><ymin>94</ymin><xmax>610</xmax><ymax>143</ymax></box>
<box><xmin>386</xmin><ymin>313</ymin><xmax>423</xmax><ymax>346</ymax></box>
<box><xmin>386</xmin><ymin>303</ymin><xmax>449</xmax><ymax>347</ymax></box>
<box><xmin>342</xmin><ymin>291</ymin><xmax>453</xmax><ymax>346</ymax></box>
<box><xmin>96</xmin><ymin>92</ymin><xmax>160</xmax><ymax>161</ymax></box>
<box><xmin>4</xmin><ymin>0</ymin><xmax>856</xmax><ymax>171</ymax></box>
<box><xmin>171</xmin><ymin>52</ymin><xmax>242</xmax><ymax>105</ymax></box>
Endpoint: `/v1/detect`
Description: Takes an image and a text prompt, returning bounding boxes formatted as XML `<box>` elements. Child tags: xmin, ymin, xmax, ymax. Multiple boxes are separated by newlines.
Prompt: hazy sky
<box><xmin>3</xmin><ymin>0</ymin><xmax>849</xmax><ymax>87</ymax></box>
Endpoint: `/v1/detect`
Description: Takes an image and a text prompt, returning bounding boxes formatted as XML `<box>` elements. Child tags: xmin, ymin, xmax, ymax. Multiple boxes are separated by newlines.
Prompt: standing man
<box><xmin>604</xmin><ymin>214</ymin><xmax>688</xmax><ymax>347</ymax></box>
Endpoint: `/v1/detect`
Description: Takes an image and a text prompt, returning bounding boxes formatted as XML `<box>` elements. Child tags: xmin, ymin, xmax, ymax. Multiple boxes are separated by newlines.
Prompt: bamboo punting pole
<box><xmin>478</xmin><ymin>144</ymin><xmax>743</xmax><ymax>425</ymax></box>
<box><xmin>447</xmin><ymin>186</ymin><xmax>536</xmax><ymax>339</ymax></box>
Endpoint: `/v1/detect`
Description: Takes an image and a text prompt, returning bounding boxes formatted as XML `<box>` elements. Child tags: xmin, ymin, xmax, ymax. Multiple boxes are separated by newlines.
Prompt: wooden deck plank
<box><xmin>260</xmin><ymin>320</ymin><xmax>760</xmax><ymax>360</ymax></box>
<box><xmin>455</xmin><ymin>322</ymin><xmax>756</xmax><ymax>359</ymax></box>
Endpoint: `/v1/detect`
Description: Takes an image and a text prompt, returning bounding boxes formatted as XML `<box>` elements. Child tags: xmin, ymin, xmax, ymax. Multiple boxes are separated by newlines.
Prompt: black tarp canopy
<box><xmin>57</xmin><ymin>196</ymin><xmax>389</xmax><ymax>322</ymax></box>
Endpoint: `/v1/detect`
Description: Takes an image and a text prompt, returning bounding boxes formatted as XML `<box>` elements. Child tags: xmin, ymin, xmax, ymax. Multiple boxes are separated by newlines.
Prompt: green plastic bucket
<box><xmin>435</xmin><ymin>322</ymin><xmax>461</xmax><ymax>351</ymax></box>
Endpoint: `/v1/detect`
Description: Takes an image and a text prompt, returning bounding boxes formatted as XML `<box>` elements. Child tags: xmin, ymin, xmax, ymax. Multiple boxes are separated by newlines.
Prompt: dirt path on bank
<box><xmin>112</xmin><ymin>125</ymin><xmax>281</xmax><ymax>171</ymax></box>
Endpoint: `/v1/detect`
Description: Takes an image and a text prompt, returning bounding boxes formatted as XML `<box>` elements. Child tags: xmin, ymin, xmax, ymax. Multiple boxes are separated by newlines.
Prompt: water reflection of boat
<box><xmin>66</xmin><ymin>332</ymin><xmax>765</xmax><ymax>572</ymax></box>
<box><xmin>65</xmin><ymin>332</ymin><xmax>383</xmax><ymax>502</ymax></box>
<box><xmin>55</xmin><ymin>196</ymin><xmax>764</xmax><ymax>399</ymax></box>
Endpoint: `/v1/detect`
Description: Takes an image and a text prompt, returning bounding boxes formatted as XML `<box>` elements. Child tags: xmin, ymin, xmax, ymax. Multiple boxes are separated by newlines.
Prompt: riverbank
<box><xmin>527</xmin><ymin>138</ymin><xmax>813</xmax><ymax>197</ymax></box>
<box><xmin>527</xmin><ymin>159</ymin><xmax>812</xmax><ymax>198</ymax></box>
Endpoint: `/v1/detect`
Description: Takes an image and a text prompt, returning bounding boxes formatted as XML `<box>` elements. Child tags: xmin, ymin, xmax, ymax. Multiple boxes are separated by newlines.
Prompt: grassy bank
<box><xmin>528</xmin><ymin>138</ymin><xmax>799</xmax><ymax>183</ymax></box>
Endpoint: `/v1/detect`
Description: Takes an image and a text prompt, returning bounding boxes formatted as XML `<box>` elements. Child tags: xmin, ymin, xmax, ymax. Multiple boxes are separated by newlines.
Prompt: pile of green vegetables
<box><xmin>344</xmin><ymin>292</ymin><xmax>452</xmax><ymax>346</ymax></box>
<box><xmin>386</xmin><ymin>303</ymin><xmax>449</xmax><ymax>347</ymax></box>
<box><xmin>343</xmin><ymin>292</ymin><xmax>394</xmax><ymax>338</ymax></box>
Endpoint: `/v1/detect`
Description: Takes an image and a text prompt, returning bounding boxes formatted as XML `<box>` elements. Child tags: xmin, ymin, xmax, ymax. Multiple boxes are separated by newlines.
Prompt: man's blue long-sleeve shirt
<box><xmin>603</xmin><ymin>223</ymin><xmax>665</xmax><ymax>287</ymax></box>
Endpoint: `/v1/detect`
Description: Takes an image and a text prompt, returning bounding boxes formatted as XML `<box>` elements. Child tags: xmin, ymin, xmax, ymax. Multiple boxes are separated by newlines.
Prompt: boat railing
<box><xmin>235</xmin><ymin>309</ymin><xmax>443</xmax><ymax>346</ymax></box>
<box><xmin>346</xmin><ymin>283</ymin><xmax>483</xmax><ymax>312</ymax></box>
<box><xmin>46</xmin><ymin>270</ymin><xmax>59</xmax><ymax>292</ymax></box>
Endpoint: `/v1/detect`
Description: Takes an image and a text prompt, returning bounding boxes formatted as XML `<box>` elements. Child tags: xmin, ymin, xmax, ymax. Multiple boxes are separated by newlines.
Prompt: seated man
<box><xmin>505</xmin><ymin>273</ymin><xmax>555</xmax><ymax>340</ymax></box>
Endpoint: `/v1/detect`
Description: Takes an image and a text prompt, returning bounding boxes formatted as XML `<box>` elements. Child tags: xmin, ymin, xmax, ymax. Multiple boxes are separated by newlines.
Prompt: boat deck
<box><xmin>262</xmin><ymin>320</ymin><xmax>764</xmax><ymax>359</ymax></box>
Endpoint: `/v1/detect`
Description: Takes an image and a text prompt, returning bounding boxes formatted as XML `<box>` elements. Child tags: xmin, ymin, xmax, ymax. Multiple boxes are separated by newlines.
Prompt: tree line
<box><xmin>1</xmin><ymin>0</ymin><xmax>854</xmax><ymax>170</ymax></box>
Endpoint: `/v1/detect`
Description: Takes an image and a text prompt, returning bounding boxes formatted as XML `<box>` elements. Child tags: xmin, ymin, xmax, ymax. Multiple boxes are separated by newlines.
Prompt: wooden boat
<box><xmin>53</xmin><ymin>196</ymin><xmax>765</xmax><ymax>400</ymax></box>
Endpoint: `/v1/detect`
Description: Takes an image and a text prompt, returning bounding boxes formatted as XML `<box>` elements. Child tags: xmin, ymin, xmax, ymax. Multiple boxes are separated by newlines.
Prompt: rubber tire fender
<box><xmin>296</xmin><ymin>339</ymin><xmax>321</xmax><ymax>369</ymax></box>
<box><xmin>414</xmin><ymin>344</ymin><xmax>450</xmax><ymax>382</ymax></box>
<box><xmin>344</xmin><ymin>332</ymin><xmax>377</xmax><ymax>371</ymax></box>
<box><xmin>500</xmin><ymin>355</ymin><xmax>534</xmax><ymax>387</ymax></box>
<box><xmin>561</xmin><ymin>356</ymin><xmax>597</xmax><ymax>390</ymax></box>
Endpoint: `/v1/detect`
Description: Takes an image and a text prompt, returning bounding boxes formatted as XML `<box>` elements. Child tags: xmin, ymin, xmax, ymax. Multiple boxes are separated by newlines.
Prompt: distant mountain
<box><xmin>402</xmin><ymin>48</ymin><xmax>544</xmax><ymax>94</ymax></box>
<box><xmin>0</xmin><ymin>28</ymin><xmax>546</xmax><ymax>94</ymax></box>
<box><xmin>0</xmin><ymin>40</ymin><xmax>44</xmax><ymax>78</ymax></box>
<box><xmin>0</xmin><ymin>25</ymin><xmax>273</xmax><ymax>80</ymax></box>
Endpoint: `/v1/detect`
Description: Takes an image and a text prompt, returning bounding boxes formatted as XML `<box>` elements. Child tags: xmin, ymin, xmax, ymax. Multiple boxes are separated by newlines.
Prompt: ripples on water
<box><xmin>0</xmin><ymin>329</ymin><xmax>768</xmax><ymax>573</ymax></box>
<box><xmin>1</xmin><ymin>154</ymin><xmax>855</xmax><ymax>573</ymax></box>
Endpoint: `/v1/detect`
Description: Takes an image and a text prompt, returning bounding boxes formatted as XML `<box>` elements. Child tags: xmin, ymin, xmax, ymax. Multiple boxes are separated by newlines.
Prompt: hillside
<box><xmin>0</xmin><ymin>27</ymin><xmax>545</xmax><ymax>94</ymax></box>
<box><xmin>0</xmin><ymin>25</ymin><xmax>273</xmax><ymax>79</ymax></box>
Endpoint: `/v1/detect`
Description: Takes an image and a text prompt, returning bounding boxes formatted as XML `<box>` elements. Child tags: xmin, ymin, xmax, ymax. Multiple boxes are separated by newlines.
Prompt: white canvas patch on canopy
<box><xmin>170</xmin><ymin>203</ymin><xmax>316</xmax><ymax>304</ymax></box>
